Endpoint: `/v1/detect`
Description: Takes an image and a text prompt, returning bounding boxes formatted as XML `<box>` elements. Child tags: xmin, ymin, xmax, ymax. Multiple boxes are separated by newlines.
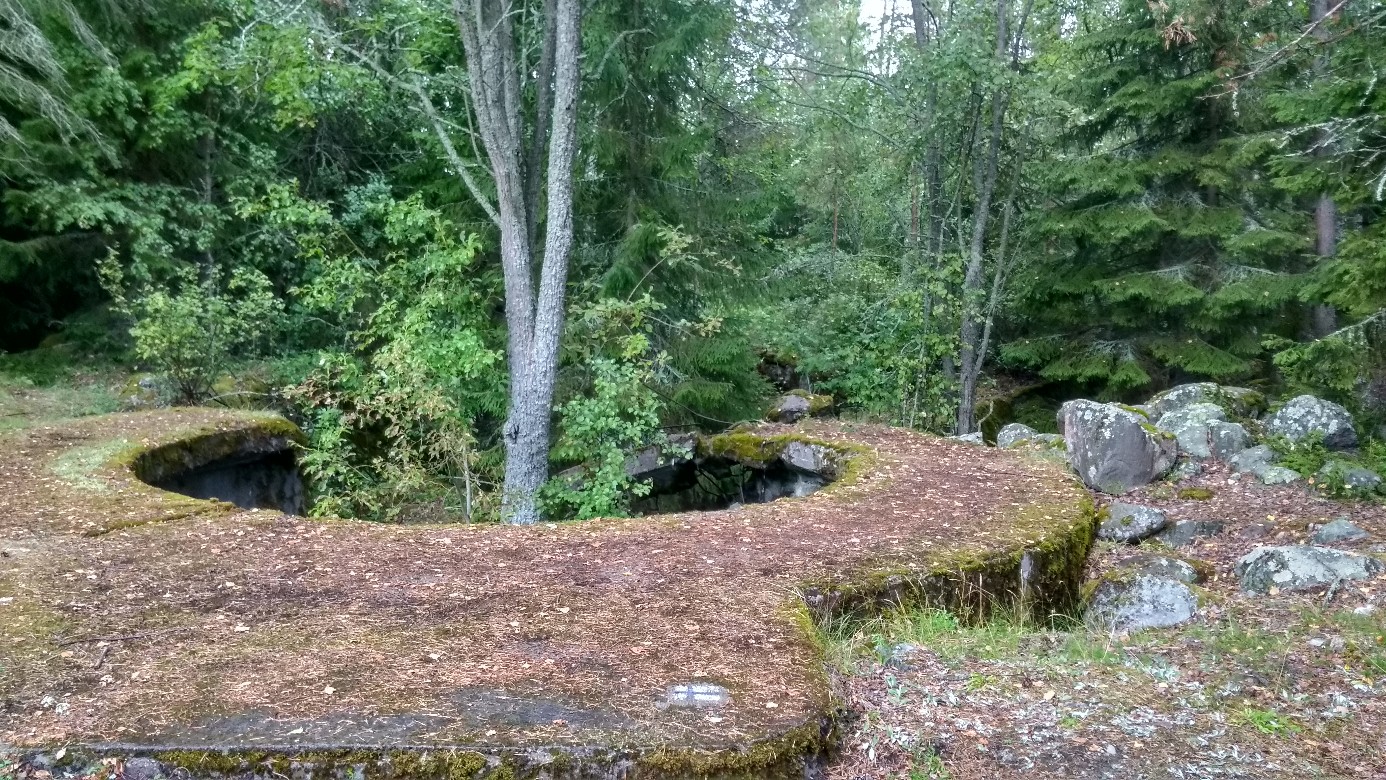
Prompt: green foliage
<box><xmin>281</xmin><ymin>184</ymin><xmax>504</xmax><ymax>522</ymax></box>
<box><xmin>100</xmin><ymin>258</ymin><xmax>281</xmax><ymax>401</ymax></box>
<box><xmin>1267</xmin><ymin>431</ymin><xmax>1329</xmax><ymax>479</ymax></box>
<box><xmin>545</xmin><ymin>295</ymin><xmax>680</xmax><ymax>520</ymax></box>
<box><xmin>1237</xmin><ymin>708</ymin><xmax>1301</xmax><ymax>737</ymax></box>
<box><xmin>746</xmin><ymin>248</ymin><xmax>958</xmax><ymax>429</ymax></box>
<box><xmin>1004</xmin><ymin>0</ymin><xmax>1309</xmax><ymax>398</ymax></box>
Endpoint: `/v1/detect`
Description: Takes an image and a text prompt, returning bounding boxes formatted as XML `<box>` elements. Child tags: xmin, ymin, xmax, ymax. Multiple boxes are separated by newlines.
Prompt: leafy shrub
<box><xmin>544</xmin><ymin>295</ymin><xmax>682</xmax><ymax>520</ymax></box>
<box><xmin>269</xmin><ymin>184</ymin><xmax>505</xmax><ymax>522</ymax></box>
<box><xmin>100</xmin><ymin>259</ymin><xmax>283</xmax><ymax>402</ymax></box>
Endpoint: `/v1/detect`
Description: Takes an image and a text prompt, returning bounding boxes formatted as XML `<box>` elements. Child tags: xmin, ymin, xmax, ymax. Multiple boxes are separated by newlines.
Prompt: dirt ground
<box><xmin>0</xmin><ymin>408</ymin><xmax>1088</xmax><ymax>772</ymax></box>
<box><xmin>827</xmin><ymin>461</ymin><xmax>1386</xmax><ymax>780</ymax></box>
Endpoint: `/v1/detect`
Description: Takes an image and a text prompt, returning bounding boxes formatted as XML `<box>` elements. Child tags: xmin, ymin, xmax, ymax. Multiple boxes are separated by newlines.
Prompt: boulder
<box><xmin>119</xmin><ymin>373</ymin><xmax>168</xmax><ymax>411</ymax></box>
<box><xmin>780</xmin><ymin>441</ymin><xmax>837</xmax><ymax>477</ymax></box>
<box><xmin>1059</xmin><ymin>400</ymin><xmax>1177</xmax><ymax>494</ymax></box>
<box><xmin>1099</xmin><ymin>502</ymin><xmax>1169</xmax><ymax>544</ymax></box>
<box><xmin>1155</xmin><ymin>403</ymin><xmax>1250</xmax><ymax>460</ymax></box>
<box><xmin>1156</xmin><ymin>519</ymin><xmax>1226</xmax><ymax>548</ymax></box>
<box><xmin>1169</xmin><ymin>460</ymin><xmax>1203</xmax><ymax>481</ymax></box>
<box><xmin>1264</xmin><ymin>395</ymin><xmax>1358</xmax><ymax>450</ymax></box>
<box><xmin>1146</xmin><ymin>382</ymin><xmax>1266</xmax><ymax>420</ymax></box>
<box><xmin>951</xmin><ymin>431</ymin><xmax>985</xmax><ymax>445</ymax></box>
<box><xmin>997</xmin><ymin>422</ymin><xmax>1039</xmax><ymax>448</ymax></box>
<box><xmin>1235</xmin><ymin>545</ymin><xmax>1385</xmax><ymax>594</ymax></box>
<box><xmin>1228</xmin><ymin>444</ymin><xmax>1302</xmax><ymax>485</ymax></box>
<box><xmin>768</xmin><ymin>394</ymin><xmax>810</xmax><ymax>424</ymax></box>
<box><xmin>1311</xmin><ymin>517</ymin><xmax>1370</xmax><ymax>545</ymax></box>
<box><xmin>1316</xmin><ymin>460</ymin><xmax>1383</xmax><ymax>494</ymax></box>
<box><xmin>1229</xmin><ymin>445</ymin><xmax>1275</xmax><ymax>475</ymax></box>
<box><xmin>1086</xmin><ymin>573</ymin><xmax>1200</xmax><ymax>632</ymax></box>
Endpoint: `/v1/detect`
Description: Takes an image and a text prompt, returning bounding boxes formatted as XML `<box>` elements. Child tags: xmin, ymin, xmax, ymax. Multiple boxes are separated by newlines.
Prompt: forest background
<box><xmin>3</xmin><ymin>0</ymin><xmax>1385</xmax><ymax>522</ymax></box>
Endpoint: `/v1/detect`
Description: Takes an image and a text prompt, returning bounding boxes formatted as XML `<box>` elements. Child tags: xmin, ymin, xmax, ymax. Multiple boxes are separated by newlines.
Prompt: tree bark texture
<box><xmin>454</xmin><ymin>0</ymin><xmax>582</xmax><ymax>524</ymax></box>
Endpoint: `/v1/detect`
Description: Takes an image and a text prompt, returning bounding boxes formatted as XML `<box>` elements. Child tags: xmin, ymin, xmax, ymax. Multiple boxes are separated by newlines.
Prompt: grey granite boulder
<box><xmin>1230</xmin><ymin>444</ymin><xmax>1275</xmax><ymax>474</ymax></box>
<box><xmin>1099</xmin><ymin>502</ymin><xmax>1169</xmax><ymax>543</ymax></box>
<box><xmin>1155</xmin><ymin>403</ymin><xmax>1250</xmax><ymax>460</ymax></box>
<box><xmin>950</xmin><ymin>431</ymin><xmax>985</xmax><ymax>445</ymax></box>
<box><xmin>769</xmin><ymin>393</ymin><xmax>811</xmax><ymax>423</ymax></box>
<box><xmin>1156</xmin><ymin>519</ymin><xmax>1226</xmax><ymax>548</ymax></box>
<box><xmin>1146</xmin><ymin>382</ymin><xmax>1265</xmax><ymax>420</ymax></box>
<box><xmin>1311</xmin><ymin>518</ymin><xmax>1370</xmax><ymax>545</ymax></box>
<box><xmin>1316</xmin><ymin>460</ymin><xmax>1383</xmax><ymax>493</ymax></box>
<box><xmin>1264</xmin><ymin>395</ymin><xmax>1358</xmax><ymax>450</ymax></box>
<box><xmin>780</xmin><ymin>441</ymin><xmax>837</xmax><ymax>476</ymax></box>
<box><xmin>997</xmin><ymin>422</ymin><xmax>1039</xmax><ymax>448</ymax></box>
<box><xmin>1059</xmin><ymin>400</ymin><xmax>1177</xmax><ymax>494</ymax></box>
<box><xmin>1228</xmin><ymin>444</ymin><xmax>1302</xmax><ymax>485</ymax></box>
<box><xmin>1236</xmin><ymin>545</ymin><xmax>1385</xmax><ymax>594</ymax></box>
<box><xmin>1086</xmin><ymin>573</ymin><xmax>1200</xmax><ymax>632</ymax></box>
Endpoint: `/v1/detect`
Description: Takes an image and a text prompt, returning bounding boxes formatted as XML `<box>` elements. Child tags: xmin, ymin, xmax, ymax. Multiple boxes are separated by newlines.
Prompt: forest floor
<box><xmin>0</xmin><ymin>392</ymin><xmax>1090</xmax><ymax>777</ymax></box>
<box><xmin>3</xmin><ymin>375</ymin><xmax>1384</xmax><ymax>779</ymax></box>
<box><xmin>826</xmin><ymin>461</ymin><xmax>1386</xmax><ymax>780</ymax></box>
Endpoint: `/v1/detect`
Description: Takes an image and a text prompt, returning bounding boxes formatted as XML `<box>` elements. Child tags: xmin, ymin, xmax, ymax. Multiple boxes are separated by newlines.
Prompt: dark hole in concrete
<box><xmin>154</xmin><ymin>449</ymin><xmax>306</xmax><ymax>515</ymax></box>
<box><xmin>632</xmin><ymin>457</ymin><xmax>828</xmax><ymax>514</ymax></box>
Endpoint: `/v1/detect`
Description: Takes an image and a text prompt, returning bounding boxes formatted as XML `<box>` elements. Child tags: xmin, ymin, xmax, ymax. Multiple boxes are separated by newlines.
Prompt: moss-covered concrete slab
<box><xmin>0</xmin><ymin>409</ymin><xmax>1095</xmax><ymax>777</ymax></box>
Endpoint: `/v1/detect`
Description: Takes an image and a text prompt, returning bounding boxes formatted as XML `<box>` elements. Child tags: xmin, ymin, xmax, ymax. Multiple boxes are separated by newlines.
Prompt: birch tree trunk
<box><xmin>453</xmin><ymin>0</ymin><xmax>583</xmax><ymax>524</ymax></box>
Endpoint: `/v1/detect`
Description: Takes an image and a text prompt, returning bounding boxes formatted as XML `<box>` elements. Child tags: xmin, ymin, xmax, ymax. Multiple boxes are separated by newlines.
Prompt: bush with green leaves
<box><xmin>270</xmin><ymin>183</ymin><xmax>505</xmax><ymax>522</ymax></box>
<box><xmin>544</xmin><ymin>295</ymin><xmax>681</xmax><ymax>520</ymax></box>
<box><xmin>99</xmin><ymin>258</ymin><xmax>283</xmax><ymax>402</ymax></box>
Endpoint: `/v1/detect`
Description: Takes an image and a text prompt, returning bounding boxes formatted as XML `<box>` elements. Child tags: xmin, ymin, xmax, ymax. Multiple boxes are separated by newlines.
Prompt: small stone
<box><xmin>122</xmin><ymin>758</ymin><xmax>167</xmax><ymax>780</ymax></box>
<box><xmin>1229</xmin><ymin>445</ymin><xmax>1275</xmax><ymax>475</ymax></box>
<box><xmin>1311</xmin><ymin>517</ymin><xmax>1370</xmax><ymax>545</ymax></box>
<box><xmin>1316</xmin><ymin>461</ymin><xmax>1382</xmax><ymax>494</ymax></box>
<box><xmin>1169</xmin><ymin>460</ymin><xmax>1202</xmax><ymax>481</ymax></box>
<box><xmin>1155</xmin><ymin>520</ymin><xmax>1226</xmax><ymax>548</ymax></box>
<box><xmin>880</xmin><ymin>642</ymin><xmax>919</xmax><ymax>671</ymax></box>
<box><xmin>1098</xmin><ymin>502</ymin><xmax>1169</xmax><ymax>544</ymax></box>
<box><xmin>950</xmin><ymin>431</ymin><xmax>985</xmax><ymax>445</ymax></box>
<box><xmin>665</xmin><ymin>682</ymin><xmax>730</xmax><ymax>708</ymax></box>
<box><xmin>1259</xmin><ymin>466</ymin><xmax>1301</xmax><ymax>485</ymax></box>
<box><xmin>1354</xmin><ymin>605</ymin><xmax>1377</xmax><ymax>616</ymax></box>
<box><xmin>1129</xmin><ymin>555</ymin><xmax>1205</xmax><ymax>584</ymax></box>
<box><xmin>768</xmin><ymin>394</ymin><xmax>810</xmax><ymax>423</ymax></box>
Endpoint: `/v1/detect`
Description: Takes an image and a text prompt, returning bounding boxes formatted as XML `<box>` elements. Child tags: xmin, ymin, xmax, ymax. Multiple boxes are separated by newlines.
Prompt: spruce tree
<box><xmin>1002</xmin><ymin>0</ymin><xmax>1307</xmax><ymax>398</ymax></box>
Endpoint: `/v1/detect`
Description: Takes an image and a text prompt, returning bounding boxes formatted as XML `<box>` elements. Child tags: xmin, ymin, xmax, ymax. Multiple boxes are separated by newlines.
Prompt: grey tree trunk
<box><xmin>1310</xmin><ymin>0</ymin><xmax>1338</xmax><ymax>337</ymax></box>
<box><xmin>454</xmin><ymin>0</ymin><xmax>583</xmax><ymax>524</ymax></box>
<box><xmin>957</xmin><ymin>0</ymin><xmax>1009</xmax><ymax>435</ymax></box>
